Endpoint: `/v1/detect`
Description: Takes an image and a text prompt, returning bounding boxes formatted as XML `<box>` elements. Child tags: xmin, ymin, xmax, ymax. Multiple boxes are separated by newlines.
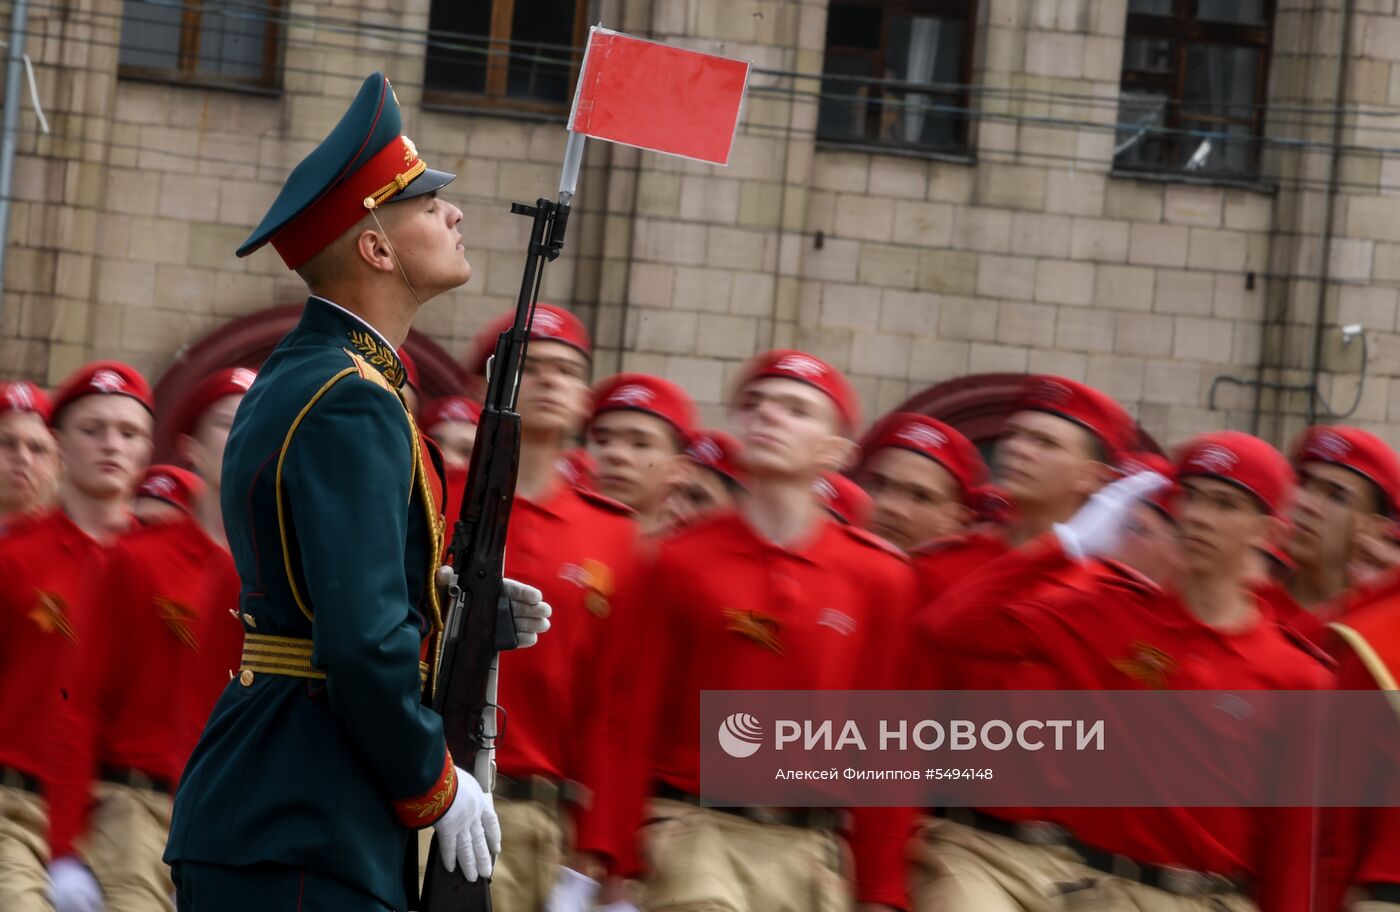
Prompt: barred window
<box><xmin>423</xmin><ymin>0</ymin><xmax>588</xmax><ymax>115</ymax></box>
<box><xmin>817</xmin><ymin>0</ymin><xmax>974</xmax><ymax>153</ymax></box>
<box><xmin>1114</xmin><ymin>0</ymin><xmax>1272</xmax><ymax>178</ymax></box>
<box><xmin>118</xmin><ymin>0</ymin><xmax>282</xmax><ymax>91</ymax></box>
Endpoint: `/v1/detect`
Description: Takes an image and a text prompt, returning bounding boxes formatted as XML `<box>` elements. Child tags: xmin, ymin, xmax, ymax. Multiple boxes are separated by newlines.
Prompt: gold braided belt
<box><xmin>240</xmin><ymin>633</ymin><xmax>325</xmax><ymax>682</ymax></box>
<box><xmin>238</xmin><ymin>633</ymin><xmax>430</xmax><ymax>689</ymax></box>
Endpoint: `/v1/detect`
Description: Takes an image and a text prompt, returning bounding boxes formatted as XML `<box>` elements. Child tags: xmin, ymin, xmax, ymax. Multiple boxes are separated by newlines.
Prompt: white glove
<box><xmin>544</xmin><ymin>866</ymin><xmax>601</xmax><ymax>912</ymax></box>
<box><xmin>1053</xmin><ymin>470</ymin><xmax>1169</xmax><ymax>560</ymax></box>
<box><xmin>503</xmin><ymin>578</ymin><xmax>551</xmax><ymax>648</ymax></box>
<box><xmin>49</xmin><ymin>856</ymin><xmax>104</xmax><ymax>912</ymax></box>
<box><xmin>435</xmin><ymin>569</ymin><xmax>552</xmax><ymax>649</ymax></box>
<box><xmin>434</xmin><ymin>767</ymin><xmax>501</xmax><ymax>881</ymax></box>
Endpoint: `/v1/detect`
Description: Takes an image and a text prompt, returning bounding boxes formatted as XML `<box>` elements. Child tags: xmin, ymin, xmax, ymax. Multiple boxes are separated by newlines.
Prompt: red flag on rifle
<box><xmin>568</xmin><ymin>27</ymin><xmax>749</xmax><ymax>166</ymax></box>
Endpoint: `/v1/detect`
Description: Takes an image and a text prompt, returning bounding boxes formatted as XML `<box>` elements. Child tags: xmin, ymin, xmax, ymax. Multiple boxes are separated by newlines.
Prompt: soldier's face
<box><xmin>0</xmin><ymin>411</ymin><xmax>59</xmax><ymax>516</ymax></box>
<box><xmin>518</xmin><ymin>341</ymin><xmax>591</xmax><ymax>439</ymax></box>
<box><xmin>860</xmin><ymin>447</ymin><xmax>968</xmax><ymax>550</ymax></box>
<box><xmin>428</xmin><ymin>419</ymin><xmax>477</xmax><ymax>470</ymax></box>
<box><xmin>55</xmin><ymin>396</ymin><xmax>153</xmax><ymax>501</ymax></box>
<box><xmin>1110</xmin><ymin>502</ymin><xmax>1185</xmax><ymax>590</ymax></box>
<box><xmin>660</xmin><ymin>460</ymin><xmax>736</xmax><ymax>530</ymax></box>
<box><xmin>1287</xmin><ymin>462</ymin><xmax>1380</xmax><ymax>572</ymax></box>
<box><xmin>586</xmin><ymin>410</ymin><xmax>682</xmax><ymax>513</ymax></box>
<box><xmin>181</xmin><ymin>394</ymin><xmax>242</xmax><ymax>492</ymax></box>
<box><xmin>994</xmin><ymin>411</ymin><xmax>1104</xmax><ymax>516</ymax></box>
<box><xmin>1177</xmin><ymin>477</ymin><xmax>1275</xmax><ymax>579</ymax></box>
<box><xmin>388</xmin><ymin>193</ymin><xmax>471</xmax><ymax>298</ymax></box>
<box><xmin>732</xmin><ymin>378</ymin><xmax>850</xmax><ymax>481</ymax></box>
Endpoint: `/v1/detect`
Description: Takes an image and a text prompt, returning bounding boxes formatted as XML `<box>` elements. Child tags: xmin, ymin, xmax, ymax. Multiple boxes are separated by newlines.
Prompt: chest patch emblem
<box><xmin>724</xmin><ymin>608</ymin><xmax>785</xmax><ymax>655</ymax></box>
<box><xmin>559</xmin><ymin>559</ymin><xmax>615</xmax><ymax>618</ymax></box>
<box><xmin>1110</xmin><ymin>641</ymin><xmax>1176</xmax><ymax>689</ymax></box>
<box><xmin>29</xmin><ymin>590</ymin><xmax>76</xmax><ymax>642</ymax></box>
<box><xmin>156</xmin><ymin>597</ymin><xmax>200</xmax><ymax>652</ymax></box>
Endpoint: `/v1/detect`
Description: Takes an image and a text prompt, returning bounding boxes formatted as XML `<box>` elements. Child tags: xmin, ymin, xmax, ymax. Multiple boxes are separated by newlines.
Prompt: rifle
<box><xmin>419</xmin><ymin>133</ymin><xmax>582</xmax><ymax>912</ymax></box>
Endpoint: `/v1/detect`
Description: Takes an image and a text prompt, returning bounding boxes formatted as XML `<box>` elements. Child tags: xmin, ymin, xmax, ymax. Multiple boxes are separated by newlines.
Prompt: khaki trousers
<box><xmin>79</xmin><ymin>782</ymin><xmax>174</xmax><ymax>912</ymax></box>
<box><xmin>0</xmin><ymin>783</ymin><xmax>52</xmax><ymax>912</ymax></box>
<box><xmin>1349</xmin><ymin>901</ymin><xmax>1400</xmax><ymax>911</ymax></box>
<box><xmin>416</xmin><ymin>797</ymin><xmax>566</xmax><ymax>912</ymax></box>
<box><xmin>910</xmin><ymin>818</ymin><xmax>1258</xmax><ymax>912</ymax></box>
<box><xmin>638</xmin><ymin>799</ymin><xmax>853</xmax><ymax>912</ymax></box>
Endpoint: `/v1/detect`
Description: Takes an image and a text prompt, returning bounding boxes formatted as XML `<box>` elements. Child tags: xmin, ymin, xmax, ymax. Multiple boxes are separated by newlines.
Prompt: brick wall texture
<box><xmin>0</xmin><ymin>0</ymin><xmax>1394</xmax><ymax>449</ymax></box>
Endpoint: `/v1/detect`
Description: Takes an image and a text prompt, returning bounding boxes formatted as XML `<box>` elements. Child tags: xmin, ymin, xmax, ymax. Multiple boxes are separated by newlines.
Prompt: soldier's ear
<box><xmin>354</xmin><ymin>225</ymin><xmax>397</xmax><ymax>275</ymax></box>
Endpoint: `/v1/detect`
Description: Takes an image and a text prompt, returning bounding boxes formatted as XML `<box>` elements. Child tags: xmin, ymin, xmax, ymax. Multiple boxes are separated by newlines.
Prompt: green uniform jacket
<box><xmin>166</xmin><ymin>297</ymin><xmax>456</xmax><ymax>909</ymax></box>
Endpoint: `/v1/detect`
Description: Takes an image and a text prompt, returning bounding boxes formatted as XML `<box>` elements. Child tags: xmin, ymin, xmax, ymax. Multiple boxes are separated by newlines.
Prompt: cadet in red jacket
<box><xmin>577</xmin><ymin>350</ymin><xmax>919</xmax><ymax>912</ymax></box>
<box><xmin>1283</xmin><ymin>426</ymin><xmax>1400</xmax><ymax>623</ymax></box>
<box><xmin>71</xmin><ymin>367</ymin><xmax>251</xmax><ymax>911</ymax></box>
<box><xmin>0</xmin><ymin>362</ymin><xmax>154</xmax><ymax>912</ymax></box>
<box><xmin>657</xmin><ymin>429</ymin><xmax>745</xmax><ymax>531</ymax></box>
<box><xmin>911</xmin><ymin>376</ymin><xmax>1137</xmax><ymax>607</ymax></box>
<box><xmin>916</xmin><ymin>432</ymin><xmax>1329</xmax><ymax>912</ymax></box>
<box><xmin>131</xmin><ymin>464</ymin><xmax>205</xmax><ymax>526</ymax></box>
<box><xmin>457</xmin><ymin>305</ymin><xmax>641</xmax><ymax>912</ymax></box>
<box><xmin>854</xmin><ymin>413</ymin><xmax>987</xmax><ymax>551</ymax></box>
<box><xmin>422</xmin><ymin>395</ymin><xmax>481</xmax><ymax>471</ymax></box>
<box><xmin>585</xmin><ymin>373</ymin><xmax>696</xmax><ymax>534</ymax></box>
<box><xmin>0</xmin><ymin>381</ymin><xmax>59</xmax><ymax>536</ymax></box>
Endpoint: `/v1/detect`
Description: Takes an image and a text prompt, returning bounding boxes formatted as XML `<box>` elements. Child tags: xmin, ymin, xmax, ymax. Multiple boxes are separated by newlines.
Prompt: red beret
<box><xmin>1291</xmin><ymin>425</ymin><xmax>1400</xmax><ymax>515</ymax></box>
<box><xmin>861</xmin><ymin>413</ymin><xmax>987</xmax><ymax>504</ymax></box>
<box><xmin>815</xmin><ymin>472</ymin><xmax>872</xmax><ymax>527</ymax></box>
<box><xmin>397</xmin><ymin>347</ymin><xmax>420</xmax><ymax>390</ymax></box>
<box><xmin>50</xmin><ymin>361</ymin><xmax>153</xmax><ymax>426</ymax></box>
<box><xmin>466</xmin><ymin>304</ymin><xmax>591</xmax><ymax>376</ymax></box>
<box><xmin>1175</xmin><ymin>431</ymin><xmax>1294</xmax><ymax>516</ymax></box>
<box><xmin>970</xmin><ymin>484</ymin><xmax>1015</xmax><ymax>527</ymax></box>
<box><xmin>136</xmin><ymin>464</ymin><xmax>205</xmax><ymax>513</ymax></box>
<box><xmin>683</xmin><ymin>430</ymin><xmax>746</xmax><ymax>489</ymax></box>
<box><xmin>591</xmin><ymin>373</ymin><xmax>697</xmax><ymax>439</ymax></box>
<box><xmin>0</xmin><ymin>381</ymin><xmax>51</xmax><ymax>423</ymax></box>
<box><xmin>1016</xmin><ymin>375</ymin><xmax>1136</xmax><ymax>460</ymax></box>
<box><xmin>422</xmin><ymin>396</ymin><xmax>481</xmax><ymax>432</ymax></box>
<box><xmin>172</xmin><ymin>368</ymin><xmax>256</xmax><ymax>438</ymax></box>
<box><xmin>734</xmin><ymin>349</ymin><xmax>860</xmax><ymax>432</ymax></box>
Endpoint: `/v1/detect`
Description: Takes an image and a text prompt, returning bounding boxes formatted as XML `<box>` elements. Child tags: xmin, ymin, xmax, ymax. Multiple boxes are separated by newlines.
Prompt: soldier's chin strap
<box><xmin>368</xmin><ymin>207</ymin><xmax>424</xmax><ymax>307</ymax></box>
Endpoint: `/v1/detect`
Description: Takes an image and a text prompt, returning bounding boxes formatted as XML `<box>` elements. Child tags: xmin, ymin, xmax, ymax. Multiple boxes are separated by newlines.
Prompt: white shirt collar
<box><xmin>310</xmin><ymin>295</ymin><xmax>396</xmax><ymax>354</ymax></box>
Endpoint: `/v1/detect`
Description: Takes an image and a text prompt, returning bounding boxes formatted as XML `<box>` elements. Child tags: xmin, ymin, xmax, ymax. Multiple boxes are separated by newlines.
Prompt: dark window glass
<box><xmin>425</xmin><ymin>0</ymin><xmax>586</xmax><ymax>113</ymax></box>
<box><xmin>424</xmin><ymin>0</ymin><xmax>492</xmax><ymax>96</ymax></box>
<box><xmin>1115</xmin><ymin>1</ymin><xmax>1271</xmax><ymax>177</ymax></box>
<box><xmin>119</xmin><ymin>0</ymin><xmax>282</xmax><ymax>90</ymax></box>
<box><xmin>818</xmin><ymin>0</ymin><xmax>974</xmax><ymax>152</ymax></box>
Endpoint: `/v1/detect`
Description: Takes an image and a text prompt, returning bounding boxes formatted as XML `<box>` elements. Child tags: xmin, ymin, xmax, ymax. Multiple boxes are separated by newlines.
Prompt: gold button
<box><xmin>241</xmin><ymin>613</ymin><xmax>257</xmax><ymax>628</ymax></box>
<box><xmin>239</xmin><ymin>669</ymin><xmax>255</xmax><ymax>687</ymax></box>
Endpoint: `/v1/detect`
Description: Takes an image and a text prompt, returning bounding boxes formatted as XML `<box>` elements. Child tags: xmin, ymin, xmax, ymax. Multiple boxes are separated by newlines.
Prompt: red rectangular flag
<box><xmin>568</xmin><ymin>27</ymin><xmax>750</xmax><ymax>166</ymax></box>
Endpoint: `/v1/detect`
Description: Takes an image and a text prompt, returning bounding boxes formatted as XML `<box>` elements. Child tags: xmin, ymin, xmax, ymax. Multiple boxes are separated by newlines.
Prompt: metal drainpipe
<box><xmin>0</xmin><ymin>0</ymin><xmax>29</xmax><ymax>327</ymax></box>
<box><xmin>1306</xmin><ymin>0</ymin><xmax>1354</xmax><ymax>426</ymax></box>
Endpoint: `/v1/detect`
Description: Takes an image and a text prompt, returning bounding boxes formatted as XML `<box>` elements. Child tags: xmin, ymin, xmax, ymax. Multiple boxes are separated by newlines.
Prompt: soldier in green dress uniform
<box><xmin>164</xmin><ymin>72</ymin><xmax>551</xmax><ymax>912</ymax></box>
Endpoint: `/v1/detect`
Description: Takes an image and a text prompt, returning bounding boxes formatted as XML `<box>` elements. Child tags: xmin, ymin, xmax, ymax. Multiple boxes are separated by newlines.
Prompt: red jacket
<box><xmin>911</xmin><ymin>531</ymin><xmax>1009</xmax><ymax>607</ymax></box>
<box><xmin>578</xmin><ymin>509</ymin><xmax>920</xmax><ymax>907</ymax></box>
<box><xmin>923</xmin><ymin>535</ymin><xmax>1330</xmax><ymax>912</ymax></box>
<box><xmin>492</xmin><ymin>478</ymin><xmax>641</xmax><ymax>784</ymax></box>
<box><xmin>0</xmin><ymin>509</ymin><xmax>114</xmax><ymax>855</ymax></box>
<box><xmin>80</xmin><ymin>515</ymin><xmax>242</xmax><ymax>789</ymax></box>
